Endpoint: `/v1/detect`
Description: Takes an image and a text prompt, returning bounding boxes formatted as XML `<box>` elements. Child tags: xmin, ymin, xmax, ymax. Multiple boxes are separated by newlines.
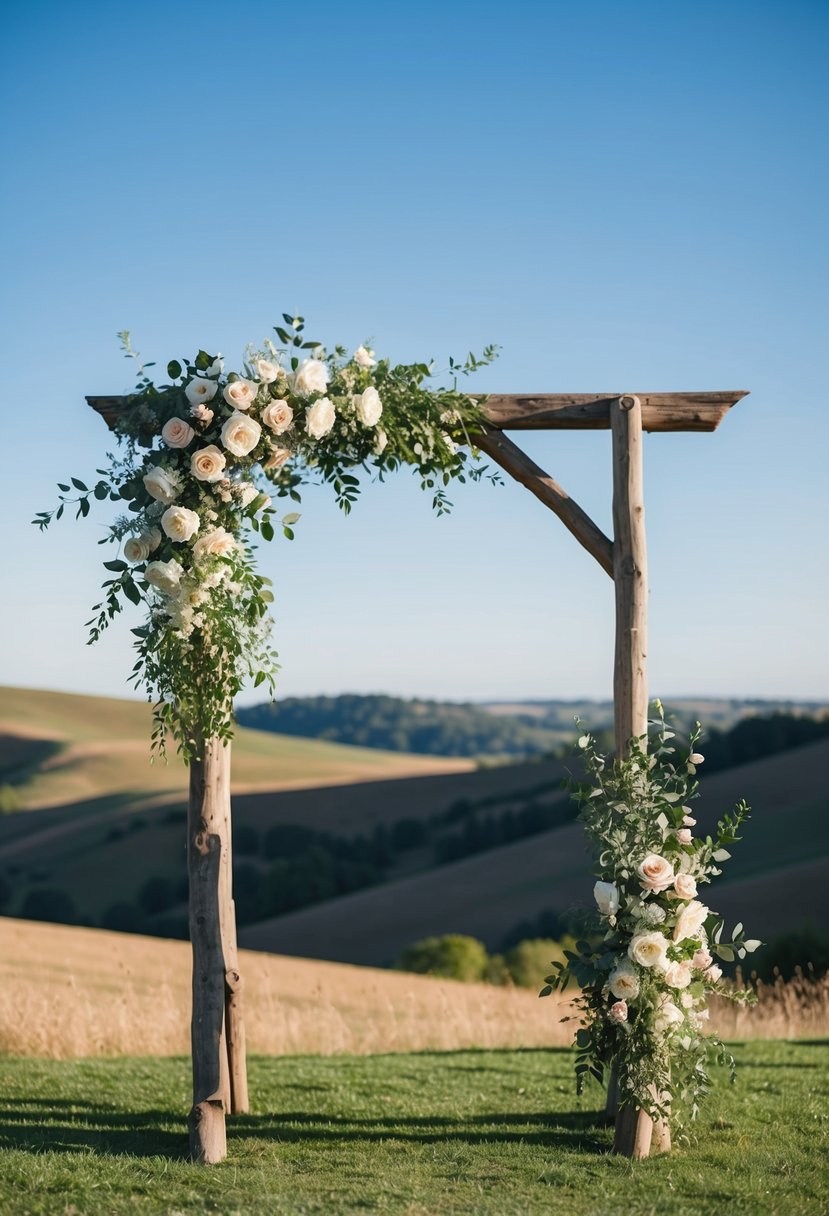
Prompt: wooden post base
<box><xmin>613</xmin><ymin>1102</ymin><xmax>671</xmax><ymax>1158</ymax></box>
<box><xmin>189</xmin><ymin>1099</ymin><xmax>227</xmax><ymax>1164</ymax></box>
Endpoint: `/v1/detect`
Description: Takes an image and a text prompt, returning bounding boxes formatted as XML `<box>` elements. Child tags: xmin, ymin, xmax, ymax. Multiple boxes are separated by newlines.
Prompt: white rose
<box><xmin>692</xmin><ymin>944</ymin><xmax>713</xmax><ymax>971</ymax></box>
<box><xmin>673</xmin><ymin>900</ymin><xmax>709</xmax><ymax>943</ymax></box>
<box><xmin>609</xmin><ymin>1000</ymin><xmax>628</xmax><ymax>1024</ymax></box>
<box><xmin>190</xmin><ymin>403</ymin><xmax>214</xmax><ymax>425</ymax></box>
<box><xmin>193</xmin><ymin>527</ymin><xmax>236</xmax><ymax>560</ymax></box>
<box><xmin>353</xmin><ymin>345</ymin><xmax>376</xmax><ymax>369</ymax></box>
<box><xmin>608</xmin><ymin>960</ymin><xmax>640</xmax><ymax>1000</ymax></box>
<box><xmin>593</xmin><ymin>881</ymin><xmax>619</xmax><ymax>918</ymax></box>
<box><xmin>191</xmin><ymin>445</ymin><xmax>227</xmax><ymax>483</ymax></box>
<box><xmin>628</xmin><ymin>931</ymin><xmax>669</xmax><ymax>971</ymax></box>
<box><xmin>262</xmin><ymin>400</ymin><xmax>294</xmax><ymax>435</ymax></box>
<box><xmin>264</xmin><ymin>445</ymin><xmax>292</xmax><ymax>470</ymax></box>
<box><xmin>294</xmin><ymin>358</ymin><xmax>329</xmax><ymax>397</ymax></box>
<box><xmin>254</xmin><ymin>358</ymin><xmax>280</xmax><ymax>383</ymax></box>
<box><xmin>654</xmin><ymin>995</ymin><xmax>684</xmax><ymax>1034</ymax></box>
<box><xmin>638</xmin><ymin>854</ymin><xmax>676</xmax><ymax>893</ymax></box>
<box><xmin>238</xmin><ymin>483</ymin><xmax>258</xmax><ymax>507</ymax></box>
<box><xmin>355</xmin><ymin>385</ymin><xmax>383</xmax><ymax>427</ymax></box>
<box><xmin>664</xmin><ymin>961</ymin><xmax>693</xmax><ymax>990</ymax></box>
<box><xmin>676</xmin><ymin>828</ymin><xmax>693</xmax><ymax>845</ymax></box>
<box><xmin>682</xmin><ymin>813</ymin><xmax>697</xmax><ymax>827</ymax></box>
<box><xmin>143</xmin><ymin>467</ymin><xmax>179</xmax><ymax>504</ymax></box>
<box><xmin>673</xmin><ymin>873</ymin><xmax>698</xmax><ymax>900</ymax></box>
<box><xmin>305</xmin><ymin>396</ymin><xmax>336</xmax><ymax>439</ymax></box>
<box><xmin>161</xmin><ymin>417</ymin><xmax>195</xmax><ymax>449</ymax></box>
<box><xmin>706</xmin><ymin>963</ymin><xmax>723</xmax><ymax>983</ymax></box>
<box><xmin>374</xmin><ymin>429</ymin><xmax>388</xmax><ymax>455</ymax></box>
<box><xmin>145</xmin><ymin>528</ymin><xmax>161</xmax><ymax>553</ymax></box>
<box><xmin>223</xmin><ymin>379</ymin><xmax>258</xmax><ymax>411</ymax></box>
<box><xmin>161</xmin><ymin>505</ymin><xmax>200</xmax><ymax>543</ymax></box>
<box><xmin>184</xmin><ymin>377</ymin><xmax>218</xmax><ymax>406</ymax></box>
<box><xmin>145</xmin><ymin>558</ymin><xmax>184</xmax><ymax>595</ymax></box>
<box><xmin>124</xmin><ymin>536</ymin><xmax>152</xmax><ymax>563</ymax></box>
<box><xmin>221</xmin><ymin>412</ymin><xmax>262</xmax><ymax>457</ymax></box>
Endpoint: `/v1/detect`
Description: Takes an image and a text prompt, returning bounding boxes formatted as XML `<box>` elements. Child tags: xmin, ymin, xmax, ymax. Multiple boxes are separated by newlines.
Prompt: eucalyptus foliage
<box><xmin>542</xmin><ymin>705</ymin><xmax>760</xmax><ymax>1128</ymax></box>
<box><xmin>34</xmin><ymin>316</ymin><xmax>498</xmax><ymax>760</ymax></box>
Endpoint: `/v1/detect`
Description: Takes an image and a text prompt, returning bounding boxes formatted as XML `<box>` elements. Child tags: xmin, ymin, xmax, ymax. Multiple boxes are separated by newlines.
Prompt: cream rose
<box><xmin>294</xmin><ymin>358</ymin><xmax>329</xmax><ymax>397</ymax></box>
<box><xmin>161</xmin><ymin>505</ymin><xmax>200</xmax><ymax>543</ymax></box>
<box><xmin>374</xmin><ymin>429</ymin><xmax>388</xmax><ymax>456</ymax></box>
<box><xmin>654</xmin><ymin>995</ymin><xmax>684</xmax><ymax>1033</ymax></box>
<box><xmin>673</xmin><ymin>900</ymin><xmax>709</xmax><ymax>943</ymax></box>
<box><xmin>609</xmin><ymin>1000</ymin><xmax>628</xmax><ymax>1023</ymax></box>
<box><xmin>191</xmin><ymin>445</ymin><xmax>227</xmax><ymax>483</ymax></box>
<box><xmin>124</xmin><ymin>535</ymin><xmax>152</xmax><ymax>563</ymax></box>
<box><xmin>353</xmin><ymin>345</ymin><xmax>376</xmax><ymax>368</ymax></box>
<box><xmin>638</xmin><ymin>853</ymin><xmax>676</xmax><ymax>893</ymax></box>
<box><xmin>190</xmin><ymin>403</ymin><xmax>214</xmax><ymax>425</ymax></box>
<box><xmin>664</xmin><ymin>961</ymin><xmax>693</xmax><ymax>990</ymax></box>
<box><xmin>238</xmin><ymin>483</ymin><xmax>258</xmax><ymax>507</ymax></box>
<box><xmin>254</xmin><ymin>358</ymin><xmax>280</xmax><ymax>383</ymax></box>
<box><xmin>608</xmin><ymin>961</ymin><xmax>640</xmax><ymax>1001</ymax></box>
<box><xmin>184</xmin><ymin>377</ymin><xmax>218</xmax><ymax>406</ymax></box>
<box><xmin>142</xmin><ymin>466</ymin><xmax>179</xmax><ymax>504</ymax></box>
<box><xmin>145</xmin><ymin>558</ymin><xmax>184</xmax><ymax>595</ymax></box>
<box><xmin>706</xmin><ymin>963</ymin><xmax>723</xmax><ymax>983</ymax></box>
<box><xmin>193</xmin><ymin>527</ymin><xmax>236</xmax><ymax>560</ymax></box>
<box><xmin>692</xmin><ymin>944</ymin><xmax>713</xmax><ymax>971</ymax></box>
<box><xmin>628</xmin><ymin>931</ymin><xmax>669</xmax><ymax>971</ymax></box>
<box><xmin>263</xmin><ymin>445</ymin><xmax>292</xmax><ymax>470</ymax></box>
<box><xmin>593</xmin><ymin>881</ymin><xmax>619</xmax><ymax>918</ymax></box>
<box><xmin>305</xmin><ymin>396</ymin><xmax>336</xmax><ymax>439</ymax></box>
<box><xmin>355</xmin><ymin>385</ymin><xmax>382</xmax><ymax>427</ymax></box>
<box><xmin>223</xmin><ymin>379</ymin><xmax>258</xmax><ymax>411</ymax></box>
<box><xmin>676</xmin><ymin>828</ymin><xmax>693</xmax><ymax>845</ymax></box>
<box><xmin>673</xmin><ymin>873</ymin><xmax>698</xmax><ymax>900</ymax></box>
<box><xmin>221</xmin><ymin>413</ymin><xmax>262</xmax><ymax>458</ymax></box>
<box><xmin>262</xmin><ymin>400</ymin><xmax>294</xmax><ymax>435</ymax></box>
<box><xmin>161</xmin><ymin>417</ymin><xmax>195</xmax><ymax>449</ymax></box>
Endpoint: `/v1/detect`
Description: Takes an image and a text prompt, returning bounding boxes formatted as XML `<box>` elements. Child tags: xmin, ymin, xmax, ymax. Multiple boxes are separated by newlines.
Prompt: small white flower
<box><xmin>305</xmin><ymin>396</ymin><xmax>336</xmax><ymax>439</ymax></box>
<box><xmin>184</xmin><ymin>377</ymin><xmax>218</xmax><ymax>406</ymax></box>
<box><xmin>608</xmin><ymin>961</ymin><xmax>640</xmax><ymax>1001</ymax></box>
<box><xmin>654</xmin><ymin>994</ymin><xmax>684</xmax><ymax>1034</ymax></box>
<box><xmin>374</xmin><ymin>429</ymin><xmax>388</xmax><ymax>456</ymax></box>
<box><xmin>676</xmin><ymin>828</ymin><xmax>693</xmax><ymax>846</ymax></box>
<box><xmin>294</xmin><ymin>358</ymin><xmax>329</xmax><ymax>397</ymax></box>
<box><xmin>706</xmin><ymin>963</ymin><xmax>723</xmax><ymax>983</ymax></box>
<box><xmin>692</xmin><ymin>944</ymin><xmax>713</xmax><ymax>971</ymax></box>
<box><xmin>608</xmin><ymin>1000</ymin><xmax>628</xmax><ymax>1024</ymax></box>
<box><xmin>353</xmin><ymin>345</ymin><xmax>376</xmax><ymax>369</ymax></box>
<box><xmin>254</xmin><ymin>358</ymin><xmax>280</xmax><ymax>384</ymax></box>
<box><xmin>204</xmin><ymin>355</ymin><xmax>224</xmax><ymax>378</ymax></box>
<box><xmin>189</xmin><ymin>403</ymin><xmax>214</xmax><ymax>425</ymax></box>
<box><xmin>238</xmin><ymin>483</ymin><xmax>259</xmax><ymax>507</ymax></box>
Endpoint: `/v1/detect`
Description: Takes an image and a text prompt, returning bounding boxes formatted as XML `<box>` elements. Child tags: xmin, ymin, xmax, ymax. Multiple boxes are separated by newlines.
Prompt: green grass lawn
<box><xmin>1</xmin><ymin>1043</ymin><xmax>827</xmax><ymax>1216</ymax></box>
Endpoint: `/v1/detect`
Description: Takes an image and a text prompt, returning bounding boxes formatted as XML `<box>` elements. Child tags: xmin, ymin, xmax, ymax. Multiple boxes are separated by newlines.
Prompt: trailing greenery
<box><xmin>34</xmin><ymin>319</ymin><xmax>498</xmax><ymax>760</ymax></box>
<box><xmin>1</xmin><ymin>1044</ymin><xmax>827</xmax><ymax>1216</ymax></box>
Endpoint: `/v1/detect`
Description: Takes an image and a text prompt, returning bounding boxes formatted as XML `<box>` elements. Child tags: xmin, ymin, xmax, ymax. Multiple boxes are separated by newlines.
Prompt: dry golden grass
<box><xmin>0</xmin><ymin>919</ymin><xmax>574</xmax><ymax>1059</ymax></box>
<box><xmin>710</xmin><ymin>968</ymin><xmax>829</xmax><ymax>1041</ymax></box>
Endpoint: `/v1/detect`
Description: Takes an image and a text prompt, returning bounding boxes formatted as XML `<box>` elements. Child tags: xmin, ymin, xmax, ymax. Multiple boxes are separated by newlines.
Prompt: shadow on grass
<box><xmin>0</xmin><ymin>1097</ymin><xmax>608</xmax><ymax>1160</ymax></box>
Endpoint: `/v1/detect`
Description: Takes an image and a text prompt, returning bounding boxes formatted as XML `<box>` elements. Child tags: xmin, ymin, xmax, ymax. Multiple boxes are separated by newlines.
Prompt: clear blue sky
<box><xmin>2</xmin><ymin>0</ymin><xmax>827</xmax><ymax>706</ymax></box>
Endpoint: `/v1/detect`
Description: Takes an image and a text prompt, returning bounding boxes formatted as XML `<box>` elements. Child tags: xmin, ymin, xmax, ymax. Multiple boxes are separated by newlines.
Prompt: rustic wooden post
<box><xmin>187</xmin><ymin>735</ymin><xmax>249</xmax><ymax>1162</ymax></box>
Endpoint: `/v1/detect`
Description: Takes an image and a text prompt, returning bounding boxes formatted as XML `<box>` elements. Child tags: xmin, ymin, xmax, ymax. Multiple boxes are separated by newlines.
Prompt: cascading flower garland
<box><xmin>542</xmin><ymin>704</ymin><xmax>760</xmax><ymax>1127</ymax></box>
<box><xmin>34</xmin><ymin>314</ymin><xmax>499</xmax><ymax>759</ymax></box>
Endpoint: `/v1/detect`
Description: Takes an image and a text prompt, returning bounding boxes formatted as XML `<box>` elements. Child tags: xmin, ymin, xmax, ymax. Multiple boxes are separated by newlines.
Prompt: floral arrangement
<box><xmin>541</xmin><ymin>704</ymin><xmax>760</xmax><ymax>1127</ymax></box>
<box><xmin>34</xmin><ymin>315</ymin><xmax>498</xmax><ymax>759</ymax></box>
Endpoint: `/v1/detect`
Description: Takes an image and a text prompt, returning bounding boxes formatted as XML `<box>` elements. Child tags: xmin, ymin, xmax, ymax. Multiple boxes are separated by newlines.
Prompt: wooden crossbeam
<box><xmin>479</xmin><ymin>391</ymin><xmax>747</xmax><ymax>432</ymax></box>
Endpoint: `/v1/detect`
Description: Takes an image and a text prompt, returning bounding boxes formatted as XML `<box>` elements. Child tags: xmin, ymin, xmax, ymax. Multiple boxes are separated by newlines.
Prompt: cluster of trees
<box><xmin>395</xmin><ymin>933</ymin><xmax>577</xmax><ymax>988</ymax></box>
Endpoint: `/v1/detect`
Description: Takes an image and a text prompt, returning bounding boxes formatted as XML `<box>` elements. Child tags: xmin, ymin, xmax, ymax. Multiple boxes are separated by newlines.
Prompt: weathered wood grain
<box><xmin>480</xmin><ymin>391</ymin><xmax>748</xmax><ymax>432</ymax></box>
<box><xmin>472</xmin><ymin>426</ymin><xmax>614</xmax><ymax>577</ymax></box>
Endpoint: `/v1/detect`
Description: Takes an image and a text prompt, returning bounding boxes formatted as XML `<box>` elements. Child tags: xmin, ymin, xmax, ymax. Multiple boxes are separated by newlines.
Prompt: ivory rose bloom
<box><xmin>654</xmin><ymin>995</ymin><xmax>684</xmax><ymax>1033</ymax></box>
<box><xmin>221</xmin><ymin>413</ymin><xmax>262</xmax><ymax>458</ymax></box>
<box><xmin>593</xmin><ymin>881</ymin><xmax>619</xmax><ymax>918</ymax></box>
<box><xmin>264</xmin><ymin>446</ymin><xmax>291</xmax><ymax>470</ymax></box>
<box><xmin>356</xmin><ymin>385</ymin><xmax>383</xmax><ymax>426</ymax></box>
<box><xmin>262</xmin><ymin>400</ymin><xmax>294</xmax><ymax>435</ymax></box>
<box><xmin>673</xmin><ymin>900</ymin><xmax>709</xmax><ymax>943</ymax></box>
<box><xmin>193</xmin><ymin>527</ymin><xmax>236</xmax><ymax>560</ymax></box>
<box><xmin>161</xmin><ymin>505</ymin><xmax>200</xmax><ymax>543</ymax></box>
<box><xmin>608</xmin><ymin>961</ymin><xmax>640</xmax><ymax>1000</ymax></box>
<box><xmin>190</xmin><ymin>403</ymin><xmax>214</xmax><ymax>425</ymax></box>
<box><xmin>305</xmin><ymin>396</ymin><xmax>336</xmax><ymax>438</ymax></box>
<box><xmin>706</xmin><ymin>963</ymin><xmax>723</xmax><ymax>983</ymax></box>
<box><xmin>676</xmin><ymin>828</ymin><xmax>693</xmax><ymax>845</ymax></box>
<box><xmin>664</xmin><ymin>961</ymin><xmax>693</xmax><ymax>990</ymax></box>
<box><xmin>143</xmin><ymin>466</ymin><xmax>179</xmax><ymax>504</ymax></box>
<box><xmin>124</xmin><ymin>536</ymin><xmax>151</xmax><ymax>563</ymax></box>
<box><xmin>254</xmin><ymin>358</ymin><xmax>280</xmax><ymax>383</ymax></box>
<box><xmin>161</xmin><ymin>417</ymin><xmax>195</xmax><ymax>449</ymax></box>
<box><xmin>353</xmin><ymin>345</ymin><xmax>376</xmax><ymax>368</ymax></box>
<box><xmin>238</xmin><ymin>483</ymin><xmax>258</xmax><ymax>507</ymax></box>
<box><xmin>609</xmin><ymin>1000</ymin><xmax>628</xmax><ymax>1023</ymax></box>
<box><xmin>692</xmin><ymin>944</ymin><xmax>713</xmax><ymax>971</ymax></box>
<box><xmin>638</xmin><ymin>853</ymin><xmax>676</xmax><ymax>893</ymax></box>
<box><xmin>294</xmin><ymin>358</ymin><xmax>329</xmax><ymax>397</ymax></box>
<box><xmin>628</xmin><ymin>931</ymin><xmax>669</xmax><ymax>970</ymax></box>
<box><xmin>145</xmin><ymin>558</ymin><xmax>184</xmax><ymax>595</ymax></box>
<box><xmin>191</xmin><ymin>445</ymin><xmax>227</xmax><ymax>482</ymax></box>
<box><xmin>223</xmin><ymin>379</ymin><xmax>258</xmax><ymax>411</ymax></box>
<box><xmin>184</xmin><ymin>377</ymin><xmax>218</xmax><ymax>406</ymax></box>
<box><xmin>673</xmin><ymin>873</ymin><xmax>698</xmax><ymax>900</ymax></box>
<box><xmin>374</xmin><ymin>429</ymin><xmax>388</xmax><ymax>455</ymax></box>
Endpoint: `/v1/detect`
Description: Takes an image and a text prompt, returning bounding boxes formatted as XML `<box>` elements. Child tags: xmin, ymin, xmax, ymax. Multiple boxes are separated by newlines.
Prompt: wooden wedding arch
<box><xmin>88</xmin><ymin>387</ymin><xmax>748</xmax><ymax>1162</ymax></box>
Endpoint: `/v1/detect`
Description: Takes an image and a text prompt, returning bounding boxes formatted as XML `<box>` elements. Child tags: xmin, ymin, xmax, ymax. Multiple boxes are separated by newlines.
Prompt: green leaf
<box><xmin>195</xmin><ymin>350</ymin><xmax>212</xmax><ymax>371</ymax></box>
<box><xmin>167</xmin><ymin>359</ymin><xmax>182</xmax><ymax>380</ymax></box>
<box><xmin>282</xmin><ymin>512</ymin><xmax>301</xmax><ymax>525</ymax></box>
<box><xmin>261</xmin><ymin>520</ymin><xmax>275</xmax><ymax>542</ymax></box>
<box><xmin>538</xmin><ymin>985</ymin><xmax>553</xmax><ymax>998</ymax></box>
<box><xmin>103</xmin><ymin>560</ymin><xmax>128</xmax><ymax>572</ymax></box>
<box><xmin>58</xmin><ymin>483</ymin><xmax>71</xmax><ymax>492</ymax></box>
<box><xmin>122</xmin><ymin>579</ymin><xmax>141</xmax><ymax>606</ymax></box>
<box><xmin>283</xmin><ymin>526</ymin><xmax>295</xmax><ymax>541</ymax></box>
<box><xmin>713</xmin><ymin>849</ymin><xmax>731</xmax><ymax>862</ymax></box>
<box><xmin>72</xmin><ymin>478</ymin><xmax>89</xmax><ymax>492</ymax></box>
<box><xmin>94</xmin><ymin>481</ymin><xmax>109</xmax><ymax>500</ymax></box>
<box><xmin>79</xmin><ymin>497</ymin><xmax>90</xmax><ymax>517</ymax></box>
<box><xmin>274</xmin><ymin>327</ymin><xmax>292</xmax><ymax>344</ymax></box>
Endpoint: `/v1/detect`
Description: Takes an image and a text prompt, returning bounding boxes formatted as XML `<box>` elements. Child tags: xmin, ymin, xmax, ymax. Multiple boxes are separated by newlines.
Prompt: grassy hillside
<box><xmin>0</xmin><ymin>686</ymin><xmax>471</xmax><ymax>814</ymax></box>
<box><xmin>240</xmin><ymin>740</ymin><xmax>829</xmax><ymax>965</ymax></box>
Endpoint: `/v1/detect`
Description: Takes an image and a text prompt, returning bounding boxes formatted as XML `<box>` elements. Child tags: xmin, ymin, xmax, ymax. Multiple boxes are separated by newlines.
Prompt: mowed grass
<box><xmin>1</xmin><ymin>1042</ymin><xmax>827</xmax><ymax>1216</ymax></box>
